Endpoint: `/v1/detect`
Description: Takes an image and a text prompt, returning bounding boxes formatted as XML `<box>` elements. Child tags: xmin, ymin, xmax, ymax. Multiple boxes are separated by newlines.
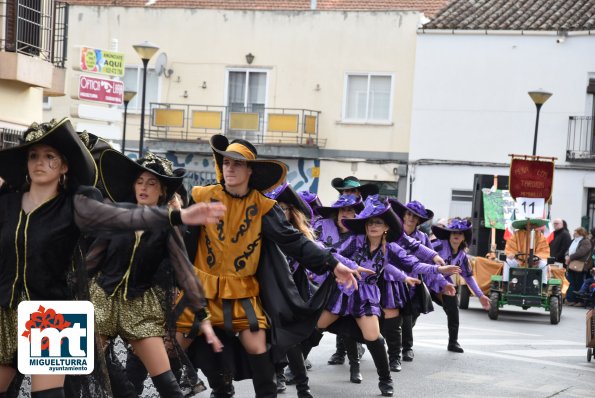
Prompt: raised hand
<box><xmin>180</xmin><ymin>202</ymin><xmax>226</xmax><ymax>225</ymax></box>
<box><xmin>404</xmin><ymin>276</ymin><xmax>421</xmax><ymax>287</ymax></box>
<box><xmin>333</xmin><ymin>263</ymin><xmax>374</xmax><ymax>291</ymax></box>
<box><xmin>438</xmin><ymin>265</ymin><xmax>461</xmax><ymax>275</ymax></box>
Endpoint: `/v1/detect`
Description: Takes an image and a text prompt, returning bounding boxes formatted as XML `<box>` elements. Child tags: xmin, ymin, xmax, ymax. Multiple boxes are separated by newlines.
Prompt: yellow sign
<box><xmin>153</xmin><ymin>109</ymin><xmax>185</xmax><ymax>127</ymax></box>
<box><xmin>79</xmin><ymin>47</ymin><xmax>125</xmax><ymax>77</ymax></box>
<box><xmin>192</xmin><ymin>111</ymin><xmax>222</xmax><ymax>130</ymax></box>
<box><xmin>268</xmin><ymin>114</ymin><xmax>298</xmax><ymax>133</ymax></box>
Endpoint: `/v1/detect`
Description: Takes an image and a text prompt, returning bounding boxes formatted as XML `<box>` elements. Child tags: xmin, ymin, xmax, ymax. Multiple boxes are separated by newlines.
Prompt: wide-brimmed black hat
<box><xmin>317</xmin><ymin>194</ymin><xmax>364</xmax><ymax>219</ymax></box>
<box><xmin>100</xmin><ymin>149</ymin><xmax>184</xmax><ymax>204</ymax></box>
<box><xmin>432</xmin><ymin>218</ymin><xmax>473</xmax><ymax>244</ymax></box>
<box><xmin>331</xmin><ymin>176</ymin><xmax>379</xmax><ymax>199</ymax></box>
<box><xmin>0</xmin><ymin>118</ymin><xmax>97</xmax><ymax>189</ymax></box>
<box><xmin>210</xmin><ymin>134</ymin><xmax>287</xmax><ymax>193</ymax></box>
<box><xmin>77</xmin><ymin>130</ymin><xmax>112</xmax><ymax>164</ymax></box>
<box><xmin>342</xmin><ymin>195</ymin><xmax>403</xmax><ymax>240</ymax></box>
<box><xmin>390</xmin><ymin>199</ymin><xmax>434</xmax><ymax>224</ymax></box>
<box><xmin>265</xmin><ymin>182</ymin><xmax>313</xmax><ymax>220</ymax></box>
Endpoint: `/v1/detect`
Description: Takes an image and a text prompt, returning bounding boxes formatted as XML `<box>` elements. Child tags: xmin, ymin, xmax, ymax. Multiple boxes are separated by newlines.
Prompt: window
<box><xmin>42</xmin><ymin>96</ymin><xmax>51</xmax><ymax>110</ymax></box>
<box><xmin>343</xmin><ymin>73</ymin><xmax>393</xmax><ymax>122</ymax></box>
<box><xmin>360</xmin><ymin>180</ymin><xmax>398</xmax><ymax>198</ymax></box>
<box><xmin>225</xmin><ymin>69</ymin><xmax>268</xmax><ymax>138</ymax></box>
<box><xmin>449</xmin><ymin>189</ymin><xmax>473</xmax><ymax>218</ymax></box>
<box><xmin>122</xmin><ymin>66</ymin><xmax>159</xmax><ymax>111</ymax></box>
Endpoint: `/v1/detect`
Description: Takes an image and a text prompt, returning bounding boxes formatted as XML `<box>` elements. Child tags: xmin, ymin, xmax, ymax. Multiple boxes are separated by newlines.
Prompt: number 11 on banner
<box><xmin>515</xmin><ymin>197</ymin><xmax>545</xmax><ymax>219</ymax></box>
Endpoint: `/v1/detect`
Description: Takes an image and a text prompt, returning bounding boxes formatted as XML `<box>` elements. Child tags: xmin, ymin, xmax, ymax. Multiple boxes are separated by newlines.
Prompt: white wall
<box><xmin>410</xmin><ymin>33</ymin><xmax>595</xmax><ymax>164</ymax></box>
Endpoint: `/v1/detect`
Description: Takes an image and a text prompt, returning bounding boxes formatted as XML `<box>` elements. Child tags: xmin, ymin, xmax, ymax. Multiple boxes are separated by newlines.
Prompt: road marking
<box><xmin>417</xmin><ymin>338</ymin><xmax>583</xmax><ymax>346</ymax></box>
<box><xmin>416</xmin><ymin>323</ymin><xmax>541</xmax><ymax>336</ymax></box>
<box><xmin>497</xmin><ymin>348</ymin><xmax>588</xmax><ymax>357</ymax></box>
<box><xmin>416</xmin><ymin>341</ymin><xmax>595</xmax><ymax>373</ymax></box>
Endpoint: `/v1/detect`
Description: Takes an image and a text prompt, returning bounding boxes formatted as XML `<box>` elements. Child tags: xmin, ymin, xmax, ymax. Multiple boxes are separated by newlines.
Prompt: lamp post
<box><xmin>133</xmin><ymin>41</ymin><xmax>159</xmax><ymax>156</ymax></box>
<box><xmin>528</xmin><ymin>90</ymin><xmax>553</xmax><ymax>156</ymax></box>
<box><xmin>121</xmin><ymin>90</ymin><xmax>137</xmax><ymax>154</ymax></box>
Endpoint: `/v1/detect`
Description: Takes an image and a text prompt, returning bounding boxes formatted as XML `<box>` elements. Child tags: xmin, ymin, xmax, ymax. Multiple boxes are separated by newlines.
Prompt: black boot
<box><xmin>344</xmin><ymin>337</ymin><xmax>362</xmax><ymax>384</ymax></box>
<box><xmin>203</xmin><ymin>369</ymin><xmax>235</xmax><ymax>398</ymax></box>
<box><xmin>30</xmin><ymin>388</ymin><xmax>65</xmax><ymax>398</ymax></box>
<box><xmin>327</xmin><ymin>335</ymin><xmax>346</xmax><ymax>365</ymax></box>
<box><xmin>107</xmin><ymin>350</ymin><xmax>139</xmax><ymax>398</ymax></box>
<box><xmin>365</xmin><ymin>338</ymin><xmax>393</xmax><ymax>397</ymax></box>
<box><xmin>151</xmin><ymin>370</ymin><xmax>184</xmax><ymax>398</ymax></box>
<box><xmin>286</xmin><ymin>345</ymin><xmax>313</xmax><ymax>398</ymax></box>
<box><xmin>382</xmin><ymin>316</ymin><xmax>402</xmax><ymax>372</ymax></box>
<box><xmin>247</xmin><ymin>352</ymin><xmax>277</xmax><ymax>398</ymax></box>
<box><xmin>443</xmin><ymin>295</ymin><xmax>464</xmax><ymax>353</ymax></box>
<box><xmin>125</xmin><ymin>349</ymin><xmax>148</xmax><ymax>396</ymax></box>
<box><xmin>401</xmin><ymin>314</ymin><xmax>415</xmax><ymax>362</ymax></box>
<box><xmin>301</xmin><ymin>328</ymin><xmax>324</xmax><ymax>359</ymax></box>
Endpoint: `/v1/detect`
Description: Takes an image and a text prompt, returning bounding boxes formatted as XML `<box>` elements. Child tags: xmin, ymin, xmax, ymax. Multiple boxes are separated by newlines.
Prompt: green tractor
<box><xmin>488</xmin><ymin>255</ymin><xmax>562</xmax><ymax>324</ymax></box>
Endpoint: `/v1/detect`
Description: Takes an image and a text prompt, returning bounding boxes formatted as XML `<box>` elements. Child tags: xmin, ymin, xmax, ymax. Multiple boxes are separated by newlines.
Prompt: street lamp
<box><xmin>528</xmin><ymin>90</ymin><xmax>553</xmax><ymax>156</ymax></box>
<box><xmin>121</xmin><ymin>90</ymin><xmax>137</xmax><ymax>154</ymax></box>
<box><xmin>133</xmin><ymin>41</ymin><xmax>159</xmax><ymax>156</ymax></box>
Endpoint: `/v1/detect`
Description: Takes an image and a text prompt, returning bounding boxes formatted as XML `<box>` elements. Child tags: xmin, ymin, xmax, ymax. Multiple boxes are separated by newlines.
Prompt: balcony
<box><xmin>0</xmin><ymin>127</ymin><xmax>23</xmax><ymax>149</ymax></box>
<box><xmin>0</xmin><ymin>0</ymin><xmax>68</xmax><ymax>94</ymax></box>
<box><xmin>146</xmin><ymin>103</ymin><xmax>325</xmax><ymax>147</ymax></box>
<box><xmin>567</xmin><ymin>116</ymin><xmax>595</xmax><ymax>162</ymax></box>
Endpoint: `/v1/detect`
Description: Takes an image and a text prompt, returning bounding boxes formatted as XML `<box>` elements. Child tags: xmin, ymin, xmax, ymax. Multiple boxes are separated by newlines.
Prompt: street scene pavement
<box><xmin>226</xmin><ymin>299</ymin><xmax>595</xmax><ymax>398</ymax></box>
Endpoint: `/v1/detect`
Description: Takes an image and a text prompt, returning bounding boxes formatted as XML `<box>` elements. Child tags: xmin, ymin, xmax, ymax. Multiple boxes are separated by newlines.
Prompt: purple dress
<box><xmin>432</xmin><ymin>239</ymin><xmax>484</xmax><ymax>298</ymax></box>
<box><xmin>326</xmin><ymin>236</ymin><xmax>443</xmax><ymax>316</ymax></box>
<box><xmin>398</xmin><ymin>229</ymin><xmax>449</xmax><ymax>295</ymax></box>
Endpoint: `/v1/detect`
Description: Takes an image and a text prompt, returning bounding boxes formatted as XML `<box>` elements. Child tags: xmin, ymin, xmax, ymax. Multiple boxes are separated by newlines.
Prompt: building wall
<box><xmin>0</xmin><ymin>81</ymin><xmax>43</xmax><ymax>128</ymax></box>
<box><xmin>409</xmin><ymin>32</ymin><xmax>595</xmax><ymax>227</ymax></box>
<box><xmin>45</xmin><ymin>6</ymin><xmax>420</xmax><ymax>155</ymax></box>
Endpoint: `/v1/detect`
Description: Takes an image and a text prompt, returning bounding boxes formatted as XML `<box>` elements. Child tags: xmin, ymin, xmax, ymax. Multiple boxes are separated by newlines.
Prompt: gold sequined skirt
<box><xmin>0</xmin><ymin>306</ymin><xmax>18</xmax><ymax>365</ymax></box>
<box><xmin>90</xmin><ymin>282</ymin><xmax>166</xmax><ymax>340</ymax></box>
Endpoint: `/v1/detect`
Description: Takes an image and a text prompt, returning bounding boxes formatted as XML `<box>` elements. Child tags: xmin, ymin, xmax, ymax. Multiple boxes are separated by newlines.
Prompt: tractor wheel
<box><xmin>488</xmin><ymin>292</ymin><xmax>499</xmax><ymax>320</ymax></box>
<box><xmin>588</xmin><ymin>348</ymin><xmax>593</xmax><ymax>363</ymax></box>
<box><xmin>549</xmin><ymin>296</ymin><xmax>560</xmax><ymax>325</ymax></box>
<box><xmin>458</xmin><ymin>285</ymin><xmax>470</xmax><ymax>309</ymax></box>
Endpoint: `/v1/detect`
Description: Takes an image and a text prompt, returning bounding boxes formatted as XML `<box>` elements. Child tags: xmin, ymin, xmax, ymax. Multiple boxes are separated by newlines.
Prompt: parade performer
<box><xmin>87</xmin><ymin>149</ymin><xmax>222</xmax><ymax>398</ymax></box>
<box><xmin>0</xmin><ymin>119</ymin><xmax>225</xmax><ymax>398</ymax></box>
<box><xmin>175</xmin><ymin>135</ymin><xmax>364</xmax><ymax>398</ymax></box>
<box><xmin>297</xmin><ymin>190</ymin><xmax>322</xmax><ymax>221</ymax></box>
<box><xmin>390</xmin><ymin>199</ymin><xmax>453</xmax><ymax>366</ymax></box>
<box><xmin>331</xmin><ymin>176</ymin><xmax>379</xmax><ymax>199</ymax></box>
<box><xmin>432</xmin><ymin>219</ymin><xmax>491</xmax><ymax>353</ymax></box>
<box><xmin>503</xmin><ymin>218</ymin><xmax>551</xmax><ymax>287</ymax></box>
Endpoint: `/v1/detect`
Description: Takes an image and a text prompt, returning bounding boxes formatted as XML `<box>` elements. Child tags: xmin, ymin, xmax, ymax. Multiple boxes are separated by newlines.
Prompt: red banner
<box><xmin>509</xmin><ymin>158</ymin><xmax>555</xmax><ymax>201</ymax></box>
<box><xmin>78</xmin><ymin>75</ymin><xmax>124</xmax><ymax>105</ymax></box>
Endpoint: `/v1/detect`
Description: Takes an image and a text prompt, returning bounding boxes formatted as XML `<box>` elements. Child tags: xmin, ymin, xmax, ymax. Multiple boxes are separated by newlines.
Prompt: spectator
<box><xmin>565</xmin><ymin>227</ymin><xmax>592</xmax><ymax>305</ymax></box>
<box><xmin>550</xmin><ymin>219</ymin><xmax>572</xmax><ymax>264</ymax></box>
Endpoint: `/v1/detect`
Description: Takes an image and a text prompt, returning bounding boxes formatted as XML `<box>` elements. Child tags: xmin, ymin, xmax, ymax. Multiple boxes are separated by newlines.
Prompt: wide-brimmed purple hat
<box><xmin>265</xmin><ymin>182</ymin><xmax>313</xmax><ymax>220</ymax></box>
<box><xmin>432</xmin><ymin>218</ymin><xmax>473</xmax><ymax>244</ymax></box>
<box><xmin>390</xmin><ymin>199</ymin><xmax>434</xmax><ymax>224</ymax></box>
<box><xmin>331</xmin><ymin>176</ymin><xmax>379</xmax><ymax>199</ymax></box>
<box><xmin>298</xmin><ymin>190</ymin><xmax>323</xmax><ymax>216</ymax></box>
<box><xmin>342</xmin><ymin>195</ymin><xmax>403</xmax><ymax>240</ymax></box>
<box><xmin>317</xmin><ymin>194</ymin><xmax>364</xmax><ymax>219</ymax></box>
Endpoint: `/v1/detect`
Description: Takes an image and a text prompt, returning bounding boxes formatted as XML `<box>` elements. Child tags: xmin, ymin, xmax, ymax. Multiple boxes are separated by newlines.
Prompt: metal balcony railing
<box><xmin>0</xmin><ymin>0</ymin><xmax>69</xmax><ymax>68</ymax></box>
<box><xmin>146</xmin><ymin>103</ymin><xmax>326</xmax><ymax>147</ymax></box>
<box><xmin>567</xmin><ymin>116</ymin><xmax>595</xmax><ymax>161</ymax></box>
<box><xmin>0</xmin><ymin>128</ymin><xmax>23</xmax><ymax>149</ymax></box>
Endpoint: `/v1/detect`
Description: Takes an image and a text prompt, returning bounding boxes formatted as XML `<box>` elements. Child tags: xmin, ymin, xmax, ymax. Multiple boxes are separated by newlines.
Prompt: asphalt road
<box><xmin>224</xmin><ymin>298</ymin><xmax>595</xmax><ymax>398</ymax></box>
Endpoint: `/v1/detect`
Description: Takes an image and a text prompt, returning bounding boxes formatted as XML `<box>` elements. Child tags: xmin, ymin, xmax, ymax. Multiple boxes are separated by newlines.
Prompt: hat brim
<box><xmin>431</xmin><ymin>225</ymin><xmax>472</xmax><ymax>244</ymax></box>
<box><xmin>390</xmin><ymin>199</ymin><xmax>434</xmax><ymax>224</ymax></box>
<box><xmin>100</xmin><ymin>149</ymin><xmax>183</xmax><ymax>203</ymax></box>
<box><xmin>342</xmin><ymin>207</ymin><xmax>403</xmax><ymax>240</ymax></box>
<box><xmin>210</xmin><ymin>135</ymin><xmax>287</xmax><ymax>193</ymax></box>
<box><xmin>274</xmin><ymin>185</ymin><xmax>314</xmax><ymax>220</ymax></box>
<box><xmin>331</xmin><ymin>178</ymin><xmax>380</xmax><ymax>199</ymax></box>
<box><xmin>0</xmin><ymin>118</ymin><xmax>97</xmax><ymax>189</ymax></box>
<box><xmin>317</xmin><ymin>201</ymin><xmax>365</xmax><ymax>219</ymax></box>
<box><xmin>511</xmin><ymin>218</ymin><xmax>550</xmax><ymax>230</ymax></box>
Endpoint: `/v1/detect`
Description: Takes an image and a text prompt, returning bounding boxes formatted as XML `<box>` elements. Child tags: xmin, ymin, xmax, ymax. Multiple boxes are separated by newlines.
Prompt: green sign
<box><xmin>79</xmin><ymin>47</ymin><xmax>125</xmax><ymax>77</ymax></box>
<box><xmin>482</xmin><ymin>189</ymin><xmax>515</xmax><ymax>230</ymax></box>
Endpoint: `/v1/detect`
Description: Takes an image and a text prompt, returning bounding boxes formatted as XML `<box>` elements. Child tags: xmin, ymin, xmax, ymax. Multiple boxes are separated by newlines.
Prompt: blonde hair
<box><xmin>288</xmin><ymin>205</ymin><xmax>314</xmax><ymax>241</ymax></box>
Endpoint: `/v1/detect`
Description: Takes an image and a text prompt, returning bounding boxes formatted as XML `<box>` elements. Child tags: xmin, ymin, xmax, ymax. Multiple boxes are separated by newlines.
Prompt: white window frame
<box><xmin>341</xmin><ymin>72</ymin><xmax>394</xmax><ymax>124</ymax></box>
<box><xmin>122</xmin><ymin>65</ymin><xmax>160</xmax><ymax>114</ymax></box>
<box><xmin>224</xmin><ymin>67</ymin><xmax>270</xmax><ymax>111</ymax></box>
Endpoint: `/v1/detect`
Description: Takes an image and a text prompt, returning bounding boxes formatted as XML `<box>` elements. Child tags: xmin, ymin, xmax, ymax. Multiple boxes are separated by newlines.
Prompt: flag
<box><xmin>543</xmin><ymin>220</ymin><xmax>555</xmax><ymax>244</ymax></box>
<box><xmin>503</xmin><ymin>220</ymin><xmax>514</xmax><ymax>241</ymax></box>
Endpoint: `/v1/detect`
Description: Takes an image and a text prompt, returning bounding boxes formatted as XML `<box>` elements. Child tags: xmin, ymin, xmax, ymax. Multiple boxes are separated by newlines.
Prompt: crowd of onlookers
<box><xmin>549</xmin><ymin>219</ymin><xmax>595</xmax><ymax>307</ymax></box>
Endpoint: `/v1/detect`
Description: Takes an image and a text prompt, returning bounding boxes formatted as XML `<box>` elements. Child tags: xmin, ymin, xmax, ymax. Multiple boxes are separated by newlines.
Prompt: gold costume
<box><xmin>177</xmin><ymin>185</ymin><xmax>276</xmax><ymax>333</ymax></box>
<box><xmin>505</xmin><ymin>229</ymin><xmax>550</xmax><ymax>267</ymax></box>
